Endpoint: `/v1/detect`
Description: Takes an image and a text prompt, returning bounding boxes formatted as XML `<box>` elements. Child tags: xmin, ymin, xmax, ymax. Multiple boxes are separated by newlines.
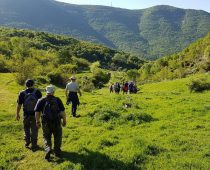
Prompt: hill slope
<box><xmin>0</xmin><ymin>0</ymin><xmax>210</xmax><ymax>59</ymax></box>
<box><xmin>1</xmin><ymin>73</ymin><xmax>210</xmax><ymax>169</ymax></box>
<box><xmin>0</xmin><ymin>27</ymin><xmax>142</xmax><ymax>71</ymax></box>
<box><xmin>139</xmin><ymin>32</ymin><xmax>210</xmax><ymax>81</ymax></box>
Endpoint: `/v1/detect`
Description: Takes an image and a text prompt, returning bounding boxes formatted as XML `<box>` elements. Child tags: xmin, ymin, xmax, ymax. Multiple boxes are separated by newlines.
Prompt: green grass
<box><xmin>0</xmin><ymin>73</ymin><xmax>210</xmax><ymax>169</ymax></box>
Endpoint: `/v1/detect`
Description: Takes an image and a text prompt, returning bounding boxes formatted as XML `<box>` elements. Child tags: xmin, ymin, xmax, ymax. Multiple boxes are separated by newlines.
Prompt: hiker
<box><xmin>109</xmin><ymin>84</ymin><xmax>113</xmax><ymax>93</ymax></box>
<box><xmin>65</xmin><ymin>76</ymin><xmax>82</xmax><ymax>117</ymax></box>
<box><xmin>128</xmin><ymin>81</ymin><xmax>134</xmax><ymax>94</ymax></box>
<box><xmin>122</xmin><ymin>81</ymin><xmax>129</xmax><ymax>94</ymax></box>
<box><xmin>114</xmin><ymin>82</ymin><xmax>120</xmax><ymax>94</ymax></box>
<box><xmin>16</xmin><ymin>79</ymin><xmax>42</xmax><ymax>151</ymax></box>
<box><xmin>128</xmin><ymin>82</ymin><xmax>138</xmax><ymax>94</ymax></box>
<box><xmin>35</xmin><ymin>85</ymin><xmax>66</xmax><ymax>160</ymax></box>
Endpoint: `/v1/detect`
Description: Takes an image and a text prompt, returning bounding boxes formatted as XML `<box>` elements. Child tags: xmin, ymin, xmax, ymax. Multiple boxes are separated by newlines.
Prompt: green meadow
<box><xmin>0</xmin><ymin>73</ymin><xmax>210</xmax><ymax>170</ymax></box>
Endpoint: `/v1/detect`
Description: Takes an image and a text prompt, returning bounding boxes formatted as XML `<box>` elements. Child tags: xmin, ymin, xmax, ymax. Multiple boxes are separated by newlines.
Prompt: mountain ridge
<box><xmin>0</xmin><ymin>0</ymin><xmax>210</xmax><ymax>59</ymax></box>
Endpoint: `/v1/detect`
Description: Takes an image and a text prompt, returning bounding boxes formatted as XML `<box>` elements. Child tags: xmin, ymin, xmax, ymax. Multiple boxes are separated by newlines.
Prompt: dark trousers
<box><xmin>68</xmin><ymin>92</ymin><xmax>79</xmax><ymax>116</ymax></box>
<box><xmin>23</xmin><ymin>115</ymin><xmax>38</xmax><ymax>147</ymax></box>
<box><xmin>42</xmin><ymin>121</ymin><xmax>62</xmax><ymax>154</ymax></box>
<box><xmin>72</xmin><ymin>103</ymin><xmax>77</xmax><ymax>117</ymax></box>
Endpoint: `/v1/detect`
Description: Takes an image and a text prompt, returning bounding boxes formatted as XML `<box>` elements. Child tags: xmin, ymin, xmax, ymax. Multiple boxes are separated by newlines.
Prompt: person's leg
<box><xmin>42</xmin><ymin>122</ymin><xmax>52</xmax><ymax>159</ymax></box>
<box><xmin>30</xmin><ymin>116</ymin><xmax>38</xmax><ymax>150</ymax></box>
<box><xmin>53</xmin><ymin>123</ymin><xmax>62</xmax><ymax>157</ymax></box>
<box><xmin>72</xmin><ymin>103</ymin><xmax>77</xmax><ymax>117</ymax></box>
<box><xmin>23</xmin><ymin>116</ymin><xmax>31</xmax><ymax>147</ymax></box>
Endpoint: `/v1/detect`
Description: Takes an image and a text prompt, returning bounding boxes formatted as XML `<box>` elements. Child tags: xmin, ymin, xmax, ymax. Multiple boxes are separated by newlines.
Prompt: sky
<box><xmin>55</xmin><ymin>0</ymin><xmax>210</xmax><ymax>13</ymax></box>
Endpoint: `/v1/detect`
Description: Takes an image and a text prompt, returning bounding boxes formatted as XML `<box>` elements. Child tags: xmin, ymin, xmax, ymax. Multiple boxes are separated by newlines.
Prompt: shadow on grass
<box><xmin>55</xmin><ymin>148</ymin><xmax>140</xmax><ymax>170</ymax></box>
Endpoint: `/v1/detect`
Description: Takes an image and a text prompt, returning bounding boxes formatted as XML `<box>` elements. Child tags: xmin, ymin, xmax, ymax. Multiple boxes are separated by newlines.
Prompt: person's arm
<box><xmin>76</xmin><ymin>83</ymin><xmax>82</xmax><ymax>96</ymax></box>
<box><xmin>16</xmin><ymin>104</ymin><xmax>22</xmax><ymax>121</ymax></box>
<box><xmin>58</xmin><ymin>98</ymin><xmax>66</xmax><ymax>126</ymax></box>
<box><xmin>16</xmin><ymin>92</ymin><xmax>23</xmax><ymax>121</ymax></box>
<box><xmin>34</xmin><ymin>99</ymin><xmax>42</xmax><ymax>128</ymax></box>
<box><xmin>78</xmin><ymin>88</ymin><xmax>82</xmax><ymax>97</ymax></box>
<box><xmin>65</xmin><ymin>86</ymin><xmax>69</xmax><ymax>99</ymax></box>
<box><xmin>35</xmin><ymin>112</ymin><xmax>41</xmax><ymax>128</ymax></box>
<box><xmin>60</xmin><ymin>111</ymin><xmax>66</xmax><ymax>127</ymax></box>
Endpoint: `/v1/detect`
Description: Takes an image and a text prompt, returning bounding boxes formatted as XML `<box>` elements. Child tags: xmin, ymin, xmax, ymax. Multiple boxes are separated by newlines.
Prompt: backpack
<box><xmin>23</xmin><ymin>89</ymin><xmax>38</xmax><ymax>114</ymax></box>
<box><xmin>42</xmin><ymin>97</ymin><xmax>60</xmax><ymax>122</ymax></box>
<box><xmin>114</xmin><ymin>84</ymin><xmax>119</xmax><ymax>91</ymax></box>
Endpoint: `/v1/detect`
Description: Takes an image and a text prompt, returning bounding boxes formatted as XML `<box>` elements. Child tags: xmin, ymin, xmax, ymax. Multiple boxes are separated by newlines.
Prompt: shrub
<box><xmin>92</xmin><ymin>69</ymin><xmax>111</xmax><ymax>88</ymax></box>
<box><xmin>34</xmin><ymin>76</ymin><xmax>49</xmax><ymax>84</ymax></box>
<box><xmin>79</xmin><ymin>76</ymin><xmax>95</xmax><ymax>92</ymax></box>
<box><xmin>72</xmin><ymin>56</ymin><xmax>90</xmax><ymax>70</ymax></box>
<box><xmin>58</xmin><ymin>64</ymin><xmax>78</xmax><ymax>74</ymax></box>
<box><xmin>0</xmin><ymin>55</ymin><xmax>10</xmax><ymax>73</ymax></box>
<box><xmin>88</xmin><ymin>109</ymin><xmax>120</xmax><ymax>122</ymax></box>
<box><xmin>13</xmin><ymin>57</ymin><xmax>39</xmax><ymax>85</ymax></box>
<box><xmin>47</xmin><ymin>71</ymin><xmax>67</xmax><ymax>86</ymax></box>
<box><xmin>187</xmin><ymin>75</ymin><xmax>210</xmax><ymax>92</ymax></box>
<box><xmin>123</xmin><ymin>112</ymin><xmax>155</xmax><ymax>125</ymax></box>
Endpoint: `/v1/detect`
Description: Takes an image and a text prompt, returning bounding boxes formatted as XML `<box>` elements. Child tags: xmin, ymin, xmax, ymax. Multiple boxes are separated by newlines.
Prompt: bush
<box><xmin>79</xmin><ymin>76</ymin><xmax>95</xmax><ymax>92</ymax></box>
<box><xmin>13</xmin><ymin>57</ymin><xmax>39</xmax><ymax>85</ymax></box>
<box><xmin>0</xmin><ymin>55</ymin><xmax>10</xmax><ymax>73</ymax></box>
<box><xmin>123</xmin><ymin>112</ymin><xmax>155</xmax><ymax>125</ymax></box>
<box><xmin>72</xmin><ymin>56</ymin><xmax>90</xmax><ymax>70</ymax></box>
<box><xmin>88</xmin><ymin>108</ymin><xmax>120</xmax><ymax>122</ymax></box>
<box><xmin>92</xmin><ymin>69</ymin><xmax>111</xmax><ymax>88</ymax></box>
<box><xmin>47</xmin><ymin>71</ymin><xmax>67</xmax><ymax>86</ymax></box>
<box><xmin>187</xmin><ymin>75</ymin><xmax>210</xmax><ymax>92</ymax></box>
<box><xmin>34</xmin><ymin>76</ymin><xmax>49</xmax><ymax>84</ymax></box>
<box><xmin>58</xmin><ymin>64</ymin><xmax>78</xmax><ymax>74</ymax></box>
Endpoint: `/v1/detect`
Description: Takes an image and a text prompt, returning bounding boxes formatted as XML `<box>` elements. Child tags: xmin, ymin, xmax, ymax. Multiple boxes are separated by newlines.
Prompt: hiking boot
<box><xmin>55</xmin><ymin>152</ymin><xmax>61</xmax><ymax>158</ymax></box>
<box><xmin>72</xmin><ymin>115</ymin><xmax>76</xmax><ymax>118</ymax></box>
<box><xmin>25</xmin><ymin>142</ymin><xmax>30</xmax><ymax>148</ymax></box>
<box><xmin>45</xmin><ymin>150</ymin><xmax>51</xmax><ymax>160</ymax></box>
<box><xmin>31</xmin><ymin>145</ymin><xmax>39</xmax><ymax>152</ymax></box>
<box><xmin>54</xmin><ymin>148</ymin><xmax>61</xmax><ymax>158</ymax></box>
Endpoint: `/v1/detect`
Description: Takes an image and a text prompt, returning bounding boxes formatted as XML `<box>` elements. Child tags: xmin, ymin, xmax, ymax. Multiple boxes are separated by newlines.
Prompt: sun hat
<box><xmin>46</xmin><ymin>85</ymin><xmax>55</xmax><ymax>94</ymax></box>
<box><xmin>70</xmin><ymin>76</ymin><xmax>76</xmax><ymax>80</ymax></box>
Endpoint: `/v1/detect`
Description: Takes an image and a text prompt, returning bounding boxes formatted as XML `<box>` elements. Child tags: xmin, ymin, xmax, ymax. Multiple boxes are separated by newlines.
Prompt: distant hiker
<box><xmin>65</xmin><ymin>76</ymin><xmax>82</xmax><ymax>117</ymax></box>
<box><xmin>16</xmin><ymin>79</ymin><xmax>42</xmax><ymax>151</ymax></box>
<box><xmin>109</xmin><ymin>84</ymin><xmax>113</xmax><ymax>93</ymax></box>
<box><xmin>128</xmin><ymin>82</ymin><xmax>138</xmax><ymax>94</ymax></box>
<box><xmin>122</xmin><ymin>81</ymin><xmax>129</xmax><ymax>94</ymax></box>
<box><xmin>114</xmin><ymin>82</ymin><xmax>120</xmax><ymax>94</ymax></box>
<box><xmin>35</xmin><ymin>85</ymin><xmax>66</xmax><ymax>160</ymax></box>
<box><xmin>128</xmin><ymin>82</ymin><xmax>134</xmax><ymax>94</ymax></box>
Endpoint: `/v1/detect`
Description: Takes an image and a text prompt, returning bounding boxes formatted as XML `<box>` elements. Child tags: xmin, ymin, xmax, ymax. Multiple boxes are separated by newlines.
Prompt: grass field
<box><xmin>0</xmin><ymin>73</ymin><xmax>210</xmax><ymax>170</ymax></box>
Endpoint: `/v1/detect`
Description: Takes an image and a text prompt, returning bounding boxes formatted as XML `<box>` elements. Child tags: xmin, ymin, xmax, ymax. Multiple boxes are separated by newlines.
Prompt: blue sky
<box><xmin>55</xmin><ymin>0</ymin><xmax>210</xmax><ymax>12</ymax></box>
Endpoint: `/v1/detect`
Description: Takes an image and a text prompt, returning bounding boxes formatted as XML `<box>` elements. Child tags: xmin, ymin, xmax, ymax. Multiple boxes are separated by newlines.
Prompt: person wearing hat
<box><xmin>34</xmin><ymin>85</ymin><xmax>66</xmax><ymax>160</ymax></box>
<box><xmin>65</xmin><ymin>76</ymin><xmax>82</xmax><ymax>117</ymax></box>
<box><xmin>16</xmin><ymin>79</ymin><xmax>42</xmax><ymax>151</ymax></box>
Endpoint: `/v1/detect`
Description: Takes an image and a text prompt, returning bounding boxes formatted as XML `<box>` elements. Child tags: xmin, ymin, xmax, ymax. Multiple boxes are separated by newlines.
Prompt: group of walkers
<box><xmin>109</xmin><ymin>81</ymin><xmax>138</xmax><ymax>94</ymax></box>
<box><xmin>16</xmin><ymin>76</ymin><xmax>81</xmax><ymax>160</ymax></box>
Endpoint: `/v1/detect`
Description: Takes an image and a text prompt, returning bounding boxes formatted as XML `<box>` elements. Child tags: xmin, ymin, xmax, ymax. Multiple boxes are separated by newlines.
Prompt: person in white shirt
<box><xmin>65</xmin><ymin>76</ymin><xmax>82</xmax><ymax>117</ymax></box>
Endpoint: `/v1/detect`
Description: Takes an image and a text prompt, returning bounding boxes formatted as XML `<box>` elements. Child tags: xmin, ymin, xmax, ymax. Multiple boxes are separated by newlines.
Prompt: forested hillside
<box><xmin>0</xmin><ymin>27</ymin><xmax>143</xmax><ymax>85</ymax></box>
<box><xmin>139</xmin><ymin>32</ymin><xmax>210</xmax><ymax>82</ymax></box>
<box><xmin>0</xmin><ymin>0</ymin><xmax>210</xmax><ymax>59</ymax></box>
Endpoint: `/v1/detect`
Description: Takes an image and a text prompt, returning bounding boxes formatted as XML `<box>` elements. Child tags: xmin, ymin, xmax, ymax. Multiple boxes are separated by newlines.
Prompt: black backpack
<box><xmin>42</xmin><ymin>97</ymin><xmax>60</xmax><ymax>122</ymax></box>
<box><xmin>23</xmin><ymin>89</ymin><xmax>38</xmax><ymax>114</ymax></box>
